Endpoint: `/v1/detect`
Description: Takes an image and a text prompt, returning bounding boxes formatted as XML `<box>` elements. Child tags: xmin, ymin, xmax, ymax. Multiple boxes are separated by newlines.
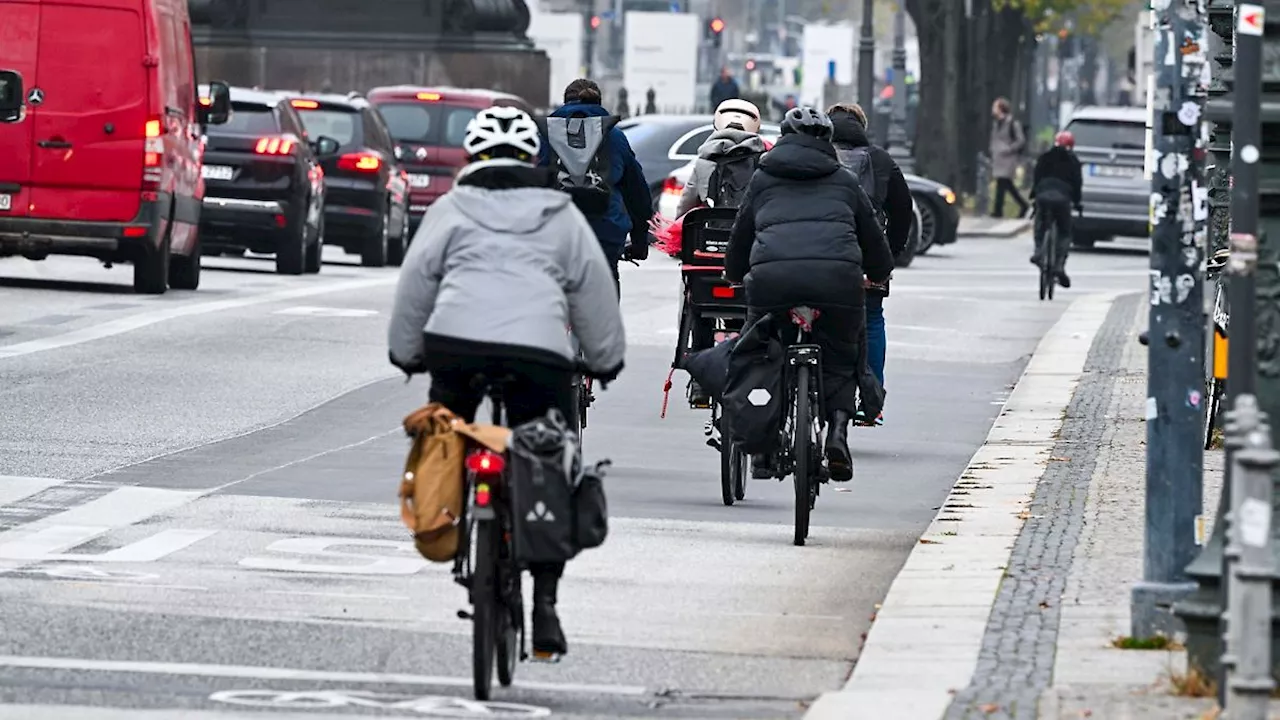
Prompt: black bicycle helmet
<box><xmin>780</xmin><ymin>106</ymin><xmax>834</xmax><ymax>141</ymax></box>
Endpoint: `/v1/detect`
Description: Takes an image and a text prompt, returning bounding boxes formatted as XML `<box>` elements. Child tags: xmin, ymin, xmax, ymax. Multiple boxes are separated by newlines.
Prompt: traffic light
<box><xmin>706</xmin><ymin>16</ymin><xmax>724</xmax><ymax>47</ymax></box>
<box><xmin>590</xmin><ymin>15</ymin><xmax>602</xmax><ymax>30</ymax></box>
<box><xmin>745</xmin><ymin>58</ymin><xmax>756</xmax><ymax>71</ymax></box>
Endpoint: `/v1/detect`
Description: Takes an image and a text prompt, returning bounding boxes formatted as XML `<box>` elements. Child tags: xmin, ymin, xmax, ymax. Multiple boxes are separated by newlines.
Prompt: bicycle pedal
<box><xmin>530</xmin><ymin>651</ymin><xmax>562</xmax><ymax>663</ymax></box>
<box><xmin>706</xmin><ymin>437</ymin><xmax>721</xmax><ymax>451</ymax></box>
<box><xmin>457</xmin><ymin>609</ymin><xmax>472</xmax><ymax>620</ymax></box>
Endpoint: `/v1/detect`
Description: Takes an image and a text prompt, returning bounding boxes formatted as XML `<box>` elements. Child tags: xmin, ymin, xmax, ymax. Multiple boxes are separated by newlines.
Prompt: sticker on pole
<box><xmin>1238</xmin><ymin>4</ymin><xmax>1264</xmax><ymax>36</ymax></box>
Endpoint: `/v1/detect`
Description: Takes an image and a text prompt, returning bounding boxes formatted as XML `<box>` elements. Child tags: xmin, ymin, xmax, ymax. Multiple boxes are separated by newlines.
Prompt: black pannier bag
<box><xmin>722</xmin><ymin>314</ymin><xmax>786</xmax><ymax>455</ymax></box>
<box><xmin>508</xmin><ymin>409</ymin><xmax>581</xmax><ymax>564</ymax></box>
<box><xmin>680</xmin><ymin>336</ymin><xmax>738</xmax><ymax>403</ymax></box>
<box><xmin>573</xmin><ymin>460</ymin><xmax>610</xmax><ymax>551</ymax></box>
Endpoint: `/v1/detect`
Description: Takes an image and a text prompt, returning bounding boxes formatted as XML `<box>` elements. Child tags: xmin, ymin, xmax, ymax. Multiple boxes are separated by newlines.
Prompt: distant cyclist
<box><xmin>540</xmin><ymin>78</ymin><xmax>653</xmax><ymax>289</ymax></box>
<box><xmin>725</xmin><ymin>106</ymin><xmax>894</xmax><ymax>482</ymax></box>
<box><xmin>388</xmin><ymin>106</ymin><xmax>626</xmax><ymax>658</ymax></box>
<box><xmin>1029</xmin><ymin>130</ymin><xmax>1083</xmax><ymax>288</ymax></box>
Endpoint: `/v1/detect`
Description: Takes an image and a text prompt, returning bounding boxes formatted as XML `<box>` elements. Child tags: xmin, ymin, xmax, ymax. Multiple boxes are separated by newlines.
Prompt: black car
<box><xmin>902</xmin><ymin>173</ymin><xmax>960</xmax><ymax>253</ymax></box>
<box><xmin>618</xmin><ymin>114</ymin><xmax>720</xmax><ymax>208</ymax></box>
<box><xmin>198</xmin><ymin>86</ymin><xmax>329</xmax><ymax>274</ymax></box>
<box><xmin>285</xmin><ymin>92</ymin><xmax>412</xmax><ymax>267</ymax></box>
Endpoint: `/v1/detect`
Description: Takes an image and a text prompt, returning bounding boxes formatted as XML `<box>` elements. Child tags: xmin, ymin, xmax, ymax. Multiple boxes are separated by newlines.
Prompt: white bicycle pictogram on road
<box><xmin>208</xmin><ymin>689</ymin><xmax>551</xmax><ymax>718</ymax></box>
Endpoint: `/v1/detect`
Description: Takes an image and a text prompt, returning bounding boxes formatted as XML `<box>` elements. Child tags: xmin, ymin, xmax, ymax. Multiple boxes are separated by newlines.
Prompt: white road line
<box><xmin>0</xmin><ymin>276</ymin><xmax>396</xmax><ymax>361</ymax></box>
<box><xmin>265</xmin><ymin>590</ymin><xmax>411</xmax><ymax>601</ymax></box>
<box><xmin>0</xmin><ymin>655</ymin><xmax>651</xmax><ymax>697</ymax></box>
<box><xmin>0</xmin><ymin>477</ymin><xmax>65</xmax><ymax>506</ymax></box>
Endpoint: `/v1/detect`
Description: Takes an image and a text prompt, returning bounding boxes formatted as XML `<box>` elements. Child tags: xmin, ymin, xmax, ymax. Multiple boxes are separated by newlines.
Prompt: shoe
<box><xmin>751</xmin><ymin>453</ymin><xmax>774</xmax><ymax>479</ymax></box>
<box><xmin>1056</xmin><ymin>271</ymin><xmax>1071</xmax><ymax>289</ymax></box>
<box><xmin>532</xmin><ymin>579</ymin><xmax>567</xmax><ymax>656</ymax></box>
<box><xmin>854</xmin><ymin>410</ymin><xmax>883</xmax><ymax>427</ymax></box>
<box><xmin>1029</xmin><ymin>254</ymin><xmax>1040</xmax><ymax>265</ymax></box>
<box><xmin>825</xmin><ymin>411</ymin><xmax>853</xmax><ymax>482</ymax></box>
<box><xmin>688</xmin><ymin>380</ymin><xmax>711</xmax><ymax>408</ymax></box>
<box><xmin>1018</xmin><ymin>206</ymin><xmax>1030</xmax><ymax>219</ymax></box>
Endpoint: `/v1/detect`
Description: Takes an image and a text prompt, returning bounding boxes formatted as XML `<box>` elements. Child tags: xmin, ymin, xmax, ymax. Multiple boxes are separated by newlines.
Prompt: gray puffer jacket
<box><xmin>675</xmin><ymin>129</ymin><xmax>769</xmax><ymax>216</ymax></box>
<box><xmin>387</xmin><ymin>181</ymin><xmax>625</xmax><ymax>376</ymax></box>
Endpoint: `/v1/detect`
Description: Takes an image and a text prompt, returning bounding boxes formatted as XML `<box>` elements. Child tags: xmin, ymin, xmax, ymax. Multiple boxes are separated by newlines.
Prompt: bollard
<box><xmin>975</xmin><ymin>153</ymin><xmax>991</xmax><ymax>217</ymax></box>
<box><xmin>1221</xmin><ymin>394</ymin><xmax>1277</xmax><ymax>719</ymax></box>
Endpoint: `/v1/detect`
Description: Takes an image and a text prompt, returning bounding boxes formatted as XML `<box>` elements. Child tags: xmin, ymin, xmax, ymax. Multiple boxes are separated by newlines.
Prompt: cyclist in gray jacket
<box><xmin>387</xmin><ymin>106</ymin><xmax>625</xmax><ymax>657</ymax></box>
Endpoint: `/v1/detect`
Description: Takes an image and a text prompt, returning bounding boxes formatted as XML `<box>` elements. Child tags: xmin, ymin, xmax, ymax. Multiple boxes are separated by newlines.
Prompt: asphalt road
<box><xmin>0</xmin><ymin>237</ymin><xmax>1149</xmax><ymax>719</ymax></box>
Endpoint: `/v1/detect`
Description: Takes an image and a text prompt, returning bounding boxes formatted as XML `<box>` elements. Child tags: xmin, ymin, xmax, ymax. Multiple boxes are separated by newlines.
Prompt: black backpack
<box><xmin>544</xmin><ymin>113</ymin><xmax>618</xmax><ymax>218</ymax></box>
<box><xmin>837</xmin><ymin>145</ymin><xmax>888</xmax><ymax>230</ymax></box>
<box><xmin>705</xmin><ymin>152</ymin><xmax>758</xmax><ymax>209</ymax></box>
<box><xmin>723</xmin><ymin>315</ymin><xmax>786</xmax><ymax>455</ymax></box>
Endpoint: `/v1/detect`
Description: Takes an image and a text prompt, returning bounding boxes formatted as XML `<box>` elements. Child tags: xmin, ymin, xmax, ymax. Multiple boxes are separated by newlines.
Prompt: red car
<box><xmin>366</xmin><ymin>86</ymin><xmax>532</xmax><ymax>233</ymax></box>
<box><xmin>0</xmin><ymin>0</ymin><xmax>231</xmax><ymax>293</ymax></box>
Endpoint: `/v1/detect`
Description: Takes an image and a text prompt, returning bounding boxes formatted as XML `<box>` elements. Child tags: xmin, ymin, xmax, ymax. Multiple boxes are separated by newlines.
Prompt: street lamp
<box><xmin>887</xmin><ymin>3</ymin><xmax>913</xmax><ymax>173</ymax></box>
<box><xmin>857</xmin><ymin>0</ymin><xmax>875</xmax><ymax>106</ymax></box>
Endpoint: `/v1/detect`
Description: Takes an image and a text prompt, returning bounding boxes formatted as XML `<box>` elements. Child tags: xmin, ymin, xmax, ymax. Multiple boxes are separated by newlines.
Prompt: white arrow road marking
<box><xmin>0</xmin><ymin>477</ymin><xmax>66</xmax><ymax>506</ymax></box>
<box><xmin>238</xmin><ymin>537</ymin><xmax>427</xmax><ymax>576</ymax></box>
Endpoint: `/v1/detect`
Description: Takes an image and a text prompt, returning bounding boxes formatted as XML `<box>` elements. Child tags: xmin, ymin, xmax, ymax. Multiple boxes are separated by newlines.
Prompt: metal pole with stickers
<box><xmin>1132</xmin><ymin>0</ymin><xmax>1210</xmax><ymax>639</ymax></box>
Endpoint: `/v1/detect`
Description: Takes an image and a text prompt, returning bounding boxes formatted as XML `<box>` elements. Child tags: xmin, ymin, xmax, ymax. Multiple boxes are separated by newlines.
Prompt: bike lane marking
<box><xmin>0</xmin><ymin>477</ymin><xmax>66</xmax><ymax>507</ymax></box>
<box><xmin>0</xmin><ymin>655</ymin><xmax>650</xmax><ymax>697</ymax></box>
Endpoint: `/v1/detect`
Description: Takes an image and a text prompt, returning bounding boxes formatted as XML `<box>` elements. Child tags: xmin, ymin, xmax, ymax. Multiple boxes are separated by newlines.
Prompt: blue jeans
<box><xmin>866</xmin><ymin>294</ymin><xmax>885</xmax><ymax>385</ymax></box>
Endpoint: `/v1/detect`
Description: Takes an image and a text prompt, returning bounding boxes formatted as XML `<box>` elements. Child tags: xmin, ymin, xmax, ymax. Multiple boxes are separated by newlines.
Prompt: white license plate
<box><xmin>1090</xmin><ymin>164</ymin><xmax>1140</xmax><ymax>179</ymax></box>
<box><xmin>409</xmin><ymin>174</ymin><xmax>432</xmax><ymax>189</ymax></box>
<box><xmin>202</xmin><ymin>165</ymin><xmax>234</xmax><ymax>181</ymax></box>
<box><xmin>0</xmin><ymin>194</ymin><xmax>10</xmax><ymax>211</ymax></box>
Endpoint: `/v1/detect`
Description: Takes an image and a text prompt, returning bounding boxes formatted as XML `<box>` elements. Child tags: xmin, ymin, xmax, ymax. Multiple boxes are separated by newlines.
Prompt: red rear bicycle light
<box><xmin>711</xmin><ymin>286</ymin><xmax>736</xmax><ymax>298</ymax></box>
<box><xmin>475</xmin><ymin>482</ymin><xmax>492</xmax><ymax>507</ymax></box>
<box><xmin>662</xmin><ymin>177</ymin><xmax>683</xmax><ymax>196</ymax></box>
<box><xmin>338</xmin><ymin>153</ymin><xmax>382</xmax><ymax>172</ymax></box>
<box><xmin>466</xmin><ymin>451</ymin><xmax>505</xmax><ymax>475</ymax></box>
<box><xmin>255</xmin><ymin>137</ymin><xmax>295</xmax><ymax>155</ymax></box>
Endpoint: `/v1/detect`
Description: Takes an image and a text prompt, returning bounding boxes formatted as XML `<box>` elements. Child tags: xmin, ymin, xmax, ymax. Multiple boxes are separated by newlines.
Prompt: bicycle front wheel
<box><xmin>471</xmin><ymin>519</ymin><xmax>498</xmax><ymax>700</ymax></box>
<box><xmin>793</xmin><ymin>365</ymin><xmax>812</xmax><ymax>547</ymax></box>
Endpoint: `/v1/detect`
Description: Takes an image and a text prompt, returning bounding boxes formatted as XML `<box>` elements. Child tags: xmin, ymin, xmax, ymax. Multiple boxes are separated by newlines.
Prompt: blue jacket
<box><xmin>539</xmin><ymin>102</ymin><xmax>652</xmax><ymax>255</ymax></box>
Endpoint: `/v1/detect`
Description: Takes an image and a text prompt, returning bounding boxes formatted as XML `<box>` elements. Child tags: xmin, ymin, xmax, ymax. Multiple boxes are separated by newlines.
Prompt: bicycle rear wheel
<box><xmin>719</xmin><ymin>406</ymin><xmax>749</xmax><ymax>505</ymax></box>
<box><xmin>793</xmin><ymin>365</ymin><xmax>812</xmax><ymax>547</ymax></box>
<box><xmin>495</xmin><ymin>594</ymin><xmax>518</xmax><ymax>686</ymax></box>
<box><xmin>471</xmin><ymin>518</ymin><xmax>498</xmax><ymax>700</ymax></box>
<box><xmin>732</xmin><ymin>442</ymin><xmax>747</xmax><ymax>501</ymax></box>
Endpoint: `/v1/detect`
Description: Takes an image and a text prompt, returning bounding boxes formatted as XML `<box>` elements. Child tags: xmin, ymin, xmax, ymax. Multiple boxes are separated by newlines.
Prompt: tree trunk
<box><xmin>905</xmin><ymin>0</ymin><xmax>965</xmax><ymax>189</ymax></box>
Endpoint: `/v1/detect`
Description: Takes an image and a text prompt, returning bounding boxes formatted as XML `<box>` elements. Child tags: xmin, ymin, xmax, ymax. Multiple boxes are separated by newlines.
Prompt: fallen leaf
<box><xmin>981</xmin><ymin>703</ymin><xmax>1000</xmax><ymax>714</ymax></box>
<box><xmin>1039</xmin><ymin>601</ymin><xmax>1051</xmax><ymax>610</ymax></box>
<box><xmin>919</xmin><ymin>538</ymin><xmax>941</xmax><ymax>544</ymax></box>
<box><xmin>1081</xmin><ymin>710</ymin><xmax>1093</xmax><ymax>718</ymax></box>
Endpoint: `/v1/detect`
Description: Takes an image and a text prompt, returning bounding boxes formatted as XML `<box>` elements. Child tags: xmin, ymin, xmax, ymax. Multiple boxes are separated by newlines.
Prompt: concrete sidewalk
<box><xmin>957</xmin><ymin>216</ymin><xmax>1031</xmax><ymax>239</ymax></box>
<box><xmin>805</xmin><ymin>294</ymin><xmax>1263</xmax><ymax>719</ymax></box>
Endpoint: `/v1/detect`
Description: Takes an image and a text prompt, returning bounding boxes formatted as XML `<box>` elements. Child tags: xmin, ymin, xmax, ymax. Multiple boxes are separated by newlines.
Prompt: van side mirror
<box><xmin>199</xmin><ymin>80</ymin><xmax>231</xmax><ymax>126</ymax></box>
<box><xmin>0</xmin><ymin>70</ymin><xmax>24</xmax><ymax>123</ymax></box>
<box><xmin>312</xmin><ymin>136</ymin><xmax>340</xmax><ymax>156</ymax></box>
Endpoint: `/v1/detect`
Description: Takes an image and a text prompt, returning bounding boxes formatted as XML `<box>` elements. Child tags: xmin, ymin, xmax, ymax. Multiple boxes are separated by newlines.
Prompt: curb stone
<box><xmin>803</xmin><ymin>291</ymin><xmax>1131</xmax><ymax>720</ymax></box>
<box><xmin>956</xmin><ymin>218</ymin><xmax>1032</xmax><ymax>239</ymax></box>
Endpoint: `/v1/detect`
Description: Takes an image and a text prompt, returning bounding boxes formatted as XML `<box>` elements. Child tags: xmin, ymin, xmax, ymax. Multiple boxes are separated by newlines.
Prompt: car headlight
<box><xmin>937</xmin><ymin>187</ymin><xmax>956</xmax><ymax>205</ymax></box>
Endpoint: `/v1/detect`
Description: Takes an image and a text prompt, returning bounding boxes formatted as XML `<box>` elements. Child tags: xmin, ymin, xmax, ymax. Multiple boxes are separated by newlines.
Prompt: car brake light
<box><xmin>145</xmin><ymin>120</ymin><xmax>162</xmax><ymax>138</ymax></box>
<box><xmin>712</xmin><ymin>286</ymin><xmax>736</xmax><ymax>299</ymax></box>
<box><xmin>338</xmin><ymin>153</ymin><xmax>381</xmax><ymax>172</ymax></box>
<box><xmin>475</xmin><ymin>482</ymin><xmax>492</xmax><ymax>508</ymax></box>
<box><xmin>290</xmin><ymin>99</ymin><xmax>319</xmax><ymax>109</ymax></box>
<box><xmin>143</xmin><ymin>118</ymin><xmax>163</xmax><ymax>188</ymax></box>
<box><xmin>416</xmin><ymin>92</ymin><xmax>442</xmax><ymax>101</ymax></box>
<box><xmin>466</xmin><ymin>451</ymin><xmax>505</xmax><ymax>475</ymax></box>
<box><xmin>255</xmin><ymin>137</ymin><xmax>295</xmax><ymax>155</ymax></box>
<box><xmin>663</xmin><ymin>177</ymin><xmax>683</xmax><ymax>196</ymax></box>
<box><xmin>198</xmin><ymin>97</ymin><xmax>212</xmax><ymax>108</ymax></box>
<box><xmin>122</xmin><ymin>226</ymin><xmax>148</xmax><ymax>238</ymax></box>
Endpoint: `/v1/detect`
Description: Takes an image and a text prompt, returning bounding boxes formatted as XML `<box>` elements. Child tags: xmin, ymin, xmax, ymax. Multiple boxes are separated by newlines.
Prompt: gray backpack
<box><xmin>545</xmin><ymin>113</ymin><xmax>618</xmax><ymax>218</ymax></box>
<box><xmin>837</xmin><ymin>145</ymin><xmax>887</xmax><ymax>231</ymax></box>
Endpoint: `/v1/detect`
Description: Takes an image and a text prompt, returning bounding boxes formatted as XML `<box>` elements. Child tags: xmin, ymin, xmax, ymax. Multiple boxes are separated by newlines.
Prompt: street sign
<box><xmin>1239</xmin><ymin>4</ymin><xmax>1264</xmax><ymax>36</ymax></box>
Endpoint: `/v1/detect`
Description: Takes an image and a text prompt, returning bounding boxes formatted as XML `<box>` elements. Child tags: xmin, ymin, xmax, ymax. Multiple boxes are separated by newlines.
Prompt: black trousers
<box><xmin>427</xmin><ymin>354</ymin><xmax>576</xmax><ymax>585</ymax></box>
<box><xmin>993</xmin><ymin>177</ymin><xmax>1029</xmax><ymax>217</ymax></box>
<box><xmin>745</xmin><ymin>305</ymin><xmax>865</xmax><ymax>417</ymax></box>
<box><xmin>1033</xmin><ymin>195</ymin><xmax>1073</xmax><ymax>273</ymax></box>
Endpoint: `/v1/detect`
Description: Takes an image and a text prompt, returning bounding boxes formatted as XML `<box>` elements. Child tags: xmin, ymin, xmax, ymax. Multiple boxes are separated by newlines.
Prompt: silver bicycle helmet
<box><xmin>780</xmin><ymin>106</ymin><xmax>834</xmax><ymax>141</ymax></box>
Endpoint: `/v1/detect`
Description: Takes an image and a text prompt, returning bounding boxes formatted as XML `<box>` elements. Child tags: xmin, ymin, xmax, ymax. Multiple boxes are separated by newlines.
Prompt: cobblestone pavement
<box><xmin>939</xmin><ymin>295</ymin><xmax>1265</xmax><ymax>720</ymax></box>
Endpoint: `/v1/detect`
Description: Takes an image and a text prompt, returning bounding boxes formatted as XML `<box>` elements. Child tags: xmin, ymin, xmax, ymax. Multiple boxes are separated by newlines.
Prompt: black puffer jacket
<box><xmin>1032</xmin><ymin>146</ymin><xmax>1083</xmax><ymax>205</ymax></box>
<box><xmin>725</xmin><ymin>133</ymin><xmax>894</xmax><ymax>311</ymax></box>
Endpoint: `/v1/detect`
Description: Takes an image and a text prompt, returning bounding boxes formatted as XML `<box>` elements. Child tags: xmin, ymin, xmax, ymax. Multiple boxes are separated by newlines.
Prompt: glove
<box><xmin>625</xmin><ymin>236</ymin><xmax>649</xmax><ymax>261</ymax></box>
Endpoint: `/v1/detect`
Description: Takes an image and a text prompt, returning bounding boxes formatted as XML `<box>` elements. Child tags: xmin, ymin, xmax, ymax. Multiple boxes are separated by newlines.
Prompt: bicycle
<box><xmin>780</xmin><ymin>306</ymin><xmax>826</xmax><ymax>546</ymax></box>
<box><xmin>1204</xmin><ymin>248</ymin><xmax>1229</xmax><ymax>449</ymax></box>
<box><xmin>1032</xmin><ymin>203</ymin><xmax>1079</xmax><ymax>301</ymax></box>
<box><xmin>452</xmin><ymin>372</ymin><xmax>523</xmax><ymax>701</ymax></box>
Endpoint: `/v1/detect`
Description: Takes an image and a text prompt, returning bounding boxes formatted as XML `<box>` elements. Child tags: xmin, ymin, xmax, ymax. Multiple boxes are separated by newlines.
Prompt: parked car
<box><xmin>0</xmin><ymin>0</ymin><xmax>231</xmax><ymax>293</ymax></box>
<box><xmin>659</xmin><ymin>153</ymin><xmax>959</xmax><ymax>254</ymax></box>
<box><xmin>283</xmin><ymin>92</ymin><xmax>411</xmax><ymax>267</ymax></box>
<box><xmin>198</xmin><ymin>86</ymin><xmax>329</xmax><ymax>274</ymax></box>
<box><xmin>367</xmin><ymin>86</ymin><xmax>532</xmax><ymax>233</ymax></box>
<box><xmin>1064</xmin><ymin>106</ymin><xmax>1149</xmax><ymax>247</ymax></box>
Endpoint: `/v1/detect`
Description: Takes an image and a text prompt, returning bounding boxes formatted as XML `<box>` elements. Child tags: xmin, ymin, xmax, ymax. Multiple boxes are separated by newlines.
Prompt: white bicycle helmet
<box><xmin>714</xmin><ymin>99</ymin><xmax>762</xmax><ymax>133</ymax></box>
<box><xmin>462</xmin><ymin>105</ymin><xmax>541</xmax><ymax>162</ymax></box>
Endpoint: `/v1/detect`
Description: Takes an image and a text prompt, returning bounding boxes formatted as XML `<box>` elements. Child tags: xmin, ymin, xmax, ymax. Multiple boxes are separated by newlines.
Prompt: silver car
<box><xmin>1064</xmin><ymin>106</ymin><xmax>1148</xmax><ymax>248</ymax></box>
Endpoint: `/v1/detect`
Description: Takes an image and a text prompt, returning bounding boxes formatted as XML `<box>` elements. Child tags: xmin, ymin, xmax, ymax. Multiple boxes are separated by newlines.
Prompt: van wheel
<box><xmin>276</xmin><ymin>219</ymin><xmax>307</xmax><ymax>275</ymax></box>
<box><xmin>304</xmin><ymin>217</ymin><xmax>324</xmax><ymax>274</ymax></box>
<box><xmin>361</xmin><ymin>208</ymin><xmax>389</xmax><ymax>268</ymax></box>
<box><xmin>134</xmin><ymin>233</ymin><xmax>170</xmax><ymax>294</ymax></box>
<box><xmin>168</xmin><ymin>231</ymin><xmax>202</xmax><ymax>291</ymax></box>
